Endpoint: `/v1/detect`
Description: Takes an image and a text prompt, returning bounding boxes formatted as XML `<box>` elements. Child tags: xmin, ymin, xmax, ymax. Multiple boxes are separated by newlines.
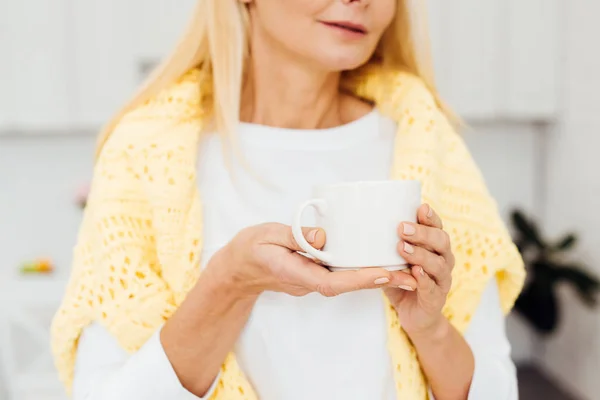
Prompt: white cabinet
<box><xmin>428</xmin><ymin>0</ymin><xmax>559</xmax><ymax>120</ymax></box>
<box><xmin>70</xmin><ymin>0</ymin><xmax>135</xmax><ymax>128</ymax></box>
<box><xmin>0</xmin><ymin>0</ymin><xmax>72</xmax><ymax>131</ymax></box>
<box><xmin>0</xmin><ymin>0</ymin><xmax>14</xmax><ymax>129</ymax></box>
<box><xmin>0</xmin><ymin>0</ymin><xmax>195</xmax><ymax>132</ymax></box>
<box><xmin>0</xmin><ymin>276</ymin><xmax>68</xmax><ymax>400</ymax></box>
<box><xmin>502</xmin><ymin>0</ymin><xmax>560</xmax><ymax>120</ymax></box>
<box><xmin>429</xmin><ymin>0</ymin><xmax>502</xmax><ymax>120</ymax></box>
<box><xmin>126</xmin><ymin>0</ymin><xmax>197</xmax><ymax>62</ymax></box>
<box><xmin>0</xmin><ymin>0</ymin><xmax>560</xmax><ymax>132</ymax></box>
<box><xmin>70</xmin><ymin>0</ymin><xmax>196</xmax><ymax>128</ymax></box>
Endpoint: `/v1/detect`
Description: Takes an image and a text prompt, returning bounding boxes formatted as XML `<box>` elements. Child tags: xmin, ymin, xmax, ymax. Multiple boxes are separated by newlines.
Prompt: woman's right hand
<box><xmin>162</xmin><ymin>223</ymin><xmax>417</xmax><ymax>396</ymax></box>
<box><xmin>207</xmin><ymin>222</ymin><xmax>418</xmax><ymax>298</ymax></box>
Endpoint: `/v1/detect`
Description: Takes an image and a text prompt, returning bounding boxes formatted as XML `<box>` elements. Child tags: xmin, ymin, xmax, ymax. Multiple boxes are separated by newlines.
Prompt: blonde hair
<box><xmin>96</xmin><ymin>0</ymin><xmax>447</xmax><ymax>158</ymax></box>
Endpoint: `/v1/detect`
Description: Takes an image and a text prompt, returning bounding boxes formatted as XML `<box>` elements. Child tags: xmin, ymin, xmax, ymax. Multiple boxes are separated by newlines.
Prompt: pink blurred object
<box><xmin>76</xmin><ymin>183</ymin><xmax>90</xmax><ymax>208</ymax></box>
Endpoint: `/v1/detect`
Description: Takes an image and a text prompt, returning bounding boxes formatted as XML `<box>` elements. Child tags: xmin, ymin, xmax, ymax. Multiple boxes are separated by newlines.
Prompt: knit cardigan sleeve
<box><xmin>379</xmin><ymin>74</ymin><xmax>526</xmax><ymax>326</ymax></box>
<box><xmin>50</xmin><ymin>71</ymin><xmax>203</xmax><ymax>393</ymax></box>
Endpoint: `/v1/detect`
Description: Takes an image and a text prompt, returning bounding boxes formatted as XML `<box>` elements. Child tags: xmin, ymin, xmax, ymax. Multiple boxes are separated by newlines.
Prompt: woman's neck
<box><xmin>240</xmin><ymin>28</ymin><xmax>371</xmax><ymax>129</ymax></box>
<box><xmin>241</xmin><ymin>62</ymin><xmax>342</xmax><ymax>130</ymax></box>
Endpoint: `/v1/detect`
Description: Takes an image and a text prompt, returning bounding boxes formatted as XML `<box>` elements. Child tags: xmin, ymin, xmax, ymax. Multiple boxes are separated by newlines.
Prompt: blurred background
<box><xmin>0</xmin><ymin>0</ymin><xmax>598</xmax><ymax>399</ymax></box>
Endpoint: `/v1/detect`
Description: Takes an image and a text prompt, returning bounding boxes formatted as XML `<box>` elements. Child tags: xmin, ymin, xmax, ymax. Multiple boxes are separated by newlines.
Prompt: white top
<box><xmin>73</xmin><ymin>110</ymin><xmax>518</xmax><ymax>400</ymax></box>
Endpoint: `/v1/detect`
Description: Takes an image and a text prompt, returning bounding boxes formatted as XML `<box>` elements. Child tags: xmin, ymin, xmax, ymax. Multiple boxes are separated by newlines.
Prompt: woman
<box><xmin>51</xmin><ymin>0</ymin><xmax>525</xmax><ymax>399</ymax></box>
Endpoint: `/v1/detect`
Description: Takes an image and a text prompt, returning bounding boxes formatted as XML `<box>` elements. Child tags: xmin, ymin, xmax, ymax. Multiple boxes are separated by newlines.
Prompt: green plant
<box><xmin>511</xmin><ymin>210</ymin><xmax>600</xmax><ymax>334</ymax></box>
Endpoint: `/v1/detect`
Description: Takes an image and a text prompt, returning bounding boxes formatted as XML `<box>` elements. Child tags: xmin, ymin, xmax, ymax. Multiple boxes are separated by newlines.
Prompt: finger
<box><xmin>411</xmin><ymin>265</ymin><xmax>437</xmax><ymax>297</ymax></box>
<box><xmin>398</xmin><ymin>222</ymin><xmax>453</xmax><ymax>261</ymax></box>
<box><xmin>417</xmin><ymin>204</ymin><xmax>443</xmax><ymax>229</ymax></box>
<box><xmin>278</xmin><ymin>252</ymin><xmax>337</xmax><ymax>296</ymax></box>
<box><xmin>387</xmin><ymin>269</ymin><xmax>418</xmax><ymax>291</ymax></box>
<box><xmin>262</xmin><ymin>223</ymin><xmax>326</xmax><ymax>252</ymax></box>
<box><xmin>314</xmin><ymin>267</ymin><xmax>417</xmax><ymax>297</ymax></box>
<box><xmin>397</xmin><ymin>240</ymin><xmax>451</xmax><ymax>286</ymax></box>
<box><xmin>297</xmin><ymin>226</ymin><xmax>326</xmax><ymax>250</ymax></box>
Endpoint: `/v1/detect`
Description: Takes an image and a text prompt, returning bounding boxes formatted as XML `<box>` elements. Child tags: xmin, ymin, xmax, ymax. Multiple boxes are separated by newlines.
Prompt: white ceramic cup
<box><xmin>292</xmin><ymin>180</ymin><xmax>421</xmax><ymax>271</ymax></box>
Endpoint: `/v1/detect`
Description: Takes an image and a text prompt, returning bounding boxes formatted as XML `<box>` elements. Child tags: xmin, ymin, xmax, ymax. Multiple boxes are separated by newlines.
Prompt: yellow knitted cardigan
<box><xmin>51</xmin><ymin>68</ymin><xmax>525</xmax><ymax>399</ymax></box>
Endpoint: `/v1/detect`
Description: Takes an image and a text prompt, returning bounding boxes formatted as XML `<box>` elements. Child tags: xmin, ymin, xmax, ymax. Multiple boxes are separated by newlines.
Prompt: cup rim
<box><xmin>314</xmin><ymin>179</ymin><xmax>421</xmax><ymax>192</ymax></box>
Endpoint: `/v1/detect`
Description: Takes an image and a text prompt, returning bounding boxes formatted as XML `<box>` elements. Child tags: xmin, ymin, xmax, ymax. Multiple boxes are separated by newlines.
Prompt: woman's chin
<box><xmin>317</xmin><ymin>54</ymin><xmax>372</xmax><ymax>72</ymax></box>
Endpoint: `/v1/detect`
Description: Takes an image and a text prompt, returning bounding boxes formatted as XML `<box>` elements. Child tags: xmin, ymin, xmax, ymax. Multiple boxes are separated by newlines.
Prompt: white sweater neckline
<box><xmin>235</xmin><ymin>109</ymin><xmax>380</xmax><ymax>150</ymax></box>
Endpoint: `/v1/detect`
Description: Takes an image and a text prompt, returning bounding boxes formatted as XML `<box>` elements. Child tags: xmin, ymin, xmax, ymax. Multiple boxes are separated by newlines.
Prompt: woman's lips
<box><xmin>320</xmin><ymin>20</ymin><xmax>368</xmax><ymax>38</ymax></box>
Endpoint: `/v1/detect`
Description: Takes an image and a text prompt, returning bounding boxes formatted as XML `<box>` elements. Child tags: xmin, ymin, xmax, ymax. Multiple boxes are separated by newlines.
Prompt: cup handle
<box><xmin>292</xmin><ymin>199</ymin><xmax>333</xmax><ymax>264</ymax></box>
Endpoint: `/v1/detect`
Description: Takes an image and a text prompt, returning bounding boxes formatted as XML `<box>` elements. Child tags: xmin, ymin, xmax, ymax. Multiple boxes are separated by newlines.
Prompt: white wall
<box><xmin>464</xmin><ymin>123</ymin><xmax>542</xmax><ymax>364</ymax></box>
<box><xmin>0</xmin><ymin>134</ymin><xmax>96</xmax><ymax>279</ymax></box>
<box><xmin>536</xmin><ymin>1</ymin><xmax>600</xmax><ymax>398</ymax></box>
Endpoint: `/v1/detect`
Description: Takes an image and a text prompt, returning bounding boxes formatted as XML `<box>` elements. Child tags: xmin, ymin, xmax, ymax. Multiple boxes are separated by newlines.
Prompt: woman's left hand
<box><xmin>383</xmin><ymin>204</ymin><xmax>455</xmax><ymax>338</ymax></box>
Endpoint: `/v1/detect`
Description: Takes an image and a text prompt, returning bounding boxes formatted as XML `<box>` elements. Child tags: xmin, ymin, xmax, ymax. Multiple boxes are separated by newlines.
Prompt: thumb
<box><xmin>299</xmin><ymin>226</ymin><xmax>326</xmax><ymax>250</ymax></box>
<box><xmin>264</xmin><ymin>223</ymin><xmax>326</xmax><ymax>252</ymax></box>
<box><xmin>290</xmin><ymin>226</ymin><xmax>326</xmax><ymax>252</ymax></box>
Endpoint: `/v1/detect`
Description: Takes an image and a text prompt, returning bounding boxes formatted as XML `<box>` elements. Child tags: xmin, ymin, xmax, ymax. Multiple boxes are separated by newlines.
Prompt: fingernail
<box><xmin>374</xmin><ymin>277</ymin><xmax>390</xmax><ymax>285</ymax></box>
<box><xmin>427</xmin><ymin>205</ymin><xmax>433</xmax><ymax>218</ymax></box>
<box><xmin>403</xmin><ymin>242</ymin><xmax>414</xmax><ymax>254</ymax></box>
<box><xmin>398</xmin><ymin>285</ymin><xmax>414</xmax><ymax>291</ymax></box>
<box><xmin>419</xmin><ymin>267</ymin><xmax>425</xmax><ymax>276</ymax></box>
<box><xmin>403</xmin><ymin>223</ymin><xmax>416</xmax><ymax>235</ymax></box>
<box><xmin>306</xmin><ymin>229</ymin><xmax>318</xmax><ymax>243</ymax></box>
